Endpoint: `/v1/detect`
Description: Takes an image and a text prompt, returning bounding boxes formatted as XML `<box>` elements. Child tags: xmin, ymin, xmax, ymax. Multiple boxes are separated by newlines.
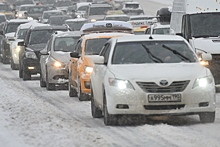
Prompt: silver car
<box><xmin>40</xmin><ymin>31</ymin><xmax>81</xmax><ymax>90</ymax></box>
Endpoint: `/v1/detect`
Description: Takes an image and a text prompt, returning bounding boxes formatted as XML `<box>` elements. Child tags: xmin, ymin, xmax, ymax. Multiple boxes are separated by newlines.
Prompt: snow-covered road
<box><xmin>1</xmin><ymin>0</ymin><xmax>220</xmax><ymax>147</ymax></box>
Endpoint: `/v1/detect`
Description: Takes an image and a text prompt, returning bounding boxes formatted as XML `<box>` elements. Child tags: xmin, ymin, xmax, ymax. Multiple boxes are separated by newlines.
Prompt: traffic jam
<box><xmin>0</xmin><ymin>0</ymin><xmax>218</xmax><ymax>126</ymax></box>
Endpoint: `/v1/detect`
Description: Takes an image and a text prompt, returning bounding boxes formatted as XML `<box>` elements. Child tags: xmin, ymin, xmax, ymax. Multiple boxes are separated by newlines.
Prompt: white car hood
<box><xmin>51</xmin><ymin>51</ymin><xmax>71</xmax><ymax>64</ymax></box>
<box><xmin>109</xmin><ymin>63</ymin><xmax>208</xmax><ymax>84</ymax></box>
<box><xmin>5</xmin><ymin>32</ymin><xmax>15</xmax><ymax>38</ymax></box>
<box><xmin>193</xmin><ymin>37</ymin><xmax>220</xmax><ymax>54</ymax></box>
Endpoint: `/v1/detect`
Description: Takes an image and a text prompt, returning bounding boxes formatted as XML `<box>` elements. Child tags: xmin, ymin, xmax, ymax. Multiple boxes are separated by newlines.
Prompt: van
<box><xmin>170</xmin><ymin>0</ymin><xmax>220</xmax><ymax>84</ymax></box>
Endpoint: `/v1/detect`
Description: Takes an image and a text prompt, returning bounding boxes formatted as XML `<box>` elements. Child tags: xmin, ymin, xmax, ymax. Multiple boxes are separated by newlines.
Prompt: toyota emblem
<box><xmin>160</xmin><ymin>80</ymin><xmax>169</xmax><ymax>86</ymax></box>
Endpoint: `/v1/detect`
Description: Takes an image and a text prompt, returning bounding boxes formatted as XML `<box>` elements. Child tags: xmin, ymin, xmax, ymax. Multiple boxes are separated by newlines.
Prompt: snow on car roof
<box><xmin>80</xmin><ymin>21</ymin><xmax>133</xmax><ymax>35</ymax></box>
<box><xmin>129</xmin><ymin>15</ymin><xmax>154</xmax><ymax>19</ymax></box>
<box><xmin>65</xmin><ymin>18</ymin><xmax>87</xmax><ymax>22</ymax></box>
<box><xmin>114</xmin><ymin>35</ymin><xmax>185</xmax><ymax>42</ymax></box>
<box><xmin>83</xmin><ymin>32</ymin><xmax>133</xmax><ymax>39</ymax></box>
<box><xmin>19</xmin><ymin>21</ymin><xmax>49</xmax><ymax>29</ymax></box>
<box><xmin>153</xmin><ymin>22</ymin><xmax>170</xmax><ymax>29</ymax></box>
<box><xmin>54</xmin><ymin>31</ymin><xmax>81</xmax><ymax>37</ymax></box>
<box><xmin>7</xmin><ymin>19</ymin><xmax>31</xmax><ymax>23</ymax></box>
<box><xmin>124</xmin><ymin>2</ymin><xmax>140</xmax><ymax>4</ymax></box>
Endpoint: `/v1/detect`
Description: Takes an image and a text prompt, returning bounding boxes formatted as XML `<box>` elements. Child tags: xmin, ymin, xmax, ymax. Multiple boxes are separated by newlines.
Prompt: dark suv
<box><xmin>18</xmin><ymin>25</ymin><xmax>68</xmax><ymax>80</ymax></box>
<box><xmin>0</xmin><ymin>19</ymin><xmax>31</xmax><ymax>64</ymax></box>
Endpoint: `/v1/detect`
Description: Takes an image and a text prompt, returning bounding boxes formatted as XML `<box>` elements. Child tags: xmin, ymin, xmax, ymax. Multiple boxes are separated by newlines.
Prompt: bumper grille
<box><xmin>144</xmin><ymin>105</ymin><xmax>185</xmax><ymax>110</ymax></box>
<box><xmin>136</xmin><ymin>80</ymin><xmax>190</xmax><ymax>93</ymax></box>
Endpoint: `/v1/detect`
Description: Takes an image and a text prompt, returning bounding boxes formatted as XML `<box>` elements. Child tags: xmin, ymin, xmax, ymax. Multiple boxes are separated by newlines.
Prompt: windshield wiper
<box><xmin>142</xmin><ymin>44</ymin><xmax>163</xmax><ymax>63</ymax></box>
<box><xmin>193</xmin><ymin>35</ymin><xmax>217</xmax><ymax>38</ymax></box>
<box><xmin>162</xmin><ymin>44</ymin><xmax>191</xmax><ymax>62</ymax></box>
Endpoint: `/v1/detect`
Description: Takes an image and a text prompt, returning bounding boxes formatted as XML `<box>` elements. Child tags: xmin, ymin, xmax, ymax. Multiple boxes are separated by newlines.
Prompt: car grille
<box><xmin>136</xmin><ymin>80</ymin><xmax>190</xmax><ymax>93</ymax></box>
<box><xmin>144</xmin><ymin>104</ymin><xmax>185</xmax><ymax>110</ymax></box>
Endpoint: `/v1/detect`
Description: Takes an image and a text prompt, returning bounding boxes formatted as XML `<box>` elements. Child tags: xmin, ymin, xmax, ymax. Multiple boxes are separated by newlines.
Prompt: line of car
<box><xmin>0</xmin><ymin>0</ymin><xmax>217</xmax><ymax>126</ymax></box>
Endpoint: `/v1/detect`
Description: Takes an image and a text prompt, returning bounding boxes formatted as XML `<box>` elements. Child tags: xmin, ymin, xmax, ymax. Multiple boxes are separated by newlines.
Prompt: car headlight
<box><xmin>76</xmin><ymin>15</ymin><xmax>81</xmax><ymax>18</ymax></box>
<box><xmin>17</xmin><ymin>13</ymin><xmax>23</xmax><ymax>18</ymax></box>
<box><xmin>192</xmin><ymin>76</ymin><xmax>213</xmax><ymax>89</ymax></box>
<box><xmin>84</xmin><ymin>66</ymin><xmax>93</xmax><ymax>74</ymax></box>
<box><xmin>108</xmin><ymin>78</ymin><xmax>134</xmax><ymax>90</ymax></box>
<box><xmin>25</xmin><ymin>52</ymin><xmax>37</xmax><ymax>59</ymax></box>
<box><xmin>27</xmin><ymin>17</ymin><xmax>33</xmax><ymax>20</ymax></box>
<box><xmin>90</xmin><ymin>19</ymin><xmax>96</xmax><ymax>22</ymax></box>
<box><xmin>200</xmin><ymin>60</ymin><xmax>209</xmax><ymax>66</ymax></box>
<box><xmin>52</xmin><ymin>61</ymin><xmax>65</xmax><ymax>68</ymax></box>
<box><xmin>14</xmin><ymin>46</ymin><xmax>21</xmax><ymax>52</ymax></box>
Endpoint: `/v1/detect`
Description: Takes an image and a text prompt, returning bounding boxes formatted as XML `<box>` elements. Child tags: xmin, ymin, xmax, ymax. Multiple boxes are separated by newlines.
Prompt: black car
<box><xmin>0</xmin><ymin>19</ymin><xmax>31</xmax><ymax>64</ymax></box>
<box><xmin>25</xmin><ymin>5</ymin><xmax>50</xmax><ymax>20</ymax></box>
<box><xmin>18</xmin><ymin>25</ymin><xmax>68</xmax><ymax>80</ymax></box>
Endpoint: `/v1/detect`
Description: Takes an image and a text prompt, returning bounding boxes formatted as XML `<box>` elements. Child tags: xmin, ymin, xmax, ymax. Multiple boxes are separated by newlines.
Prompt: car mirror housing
<box><xmin>90</xmin><ymin>55</ymin><xmax>104</xmax><ymax>64</ymax></box>
<box><xmin>70</xmin><ymin>52</ymin><xmax>80</xmax><ymax>58</ymax></box>
<box><xmin>202</xmin><ymin>53</ymin><xmax>212</xmax><ymax>61</ymax></box>
<box><xmin>40</xmin><ymin>49</ymin><xmax>49</xmax><ymax>55</ymax></box>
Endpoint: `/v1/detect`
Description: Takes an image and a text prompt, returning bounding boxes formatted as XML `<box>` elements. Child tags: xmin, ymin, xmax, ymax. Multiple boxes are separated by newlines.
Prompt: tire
<box><xmin>103</xmin><ymin>91</ymin><xmax>118</xmax><ymax>126</ymax></box>
<box><xmin>23</xmin><ymin>69</ymin><xmax>31</xmax><ymax>81</ymax></box>
<box><xmin>2</xmin><ymin>52</ymin><xmax>9</xmax><ymax>64</ymax></box>
<box><xmin>46</xmin><ymin>72</ymin><xmax>55</xmax><ymax>90</ymax></box>
<box><xmin>77</xmin><ymin>77</ymin><xmax>88</xmax><ymax>101</ymax></box>
<box><xmin>91</xmin><ymin>86</ymin><xmax>102</xmax><ymax>118</ymax></box>
<box><xmin>19</xmin><ymin>67</ymin><xmax>23</xmax><ymax>78</ymax></box>
<box><xmin>40</xmin><ymin>72</ymin><xmax>46</xmax><ymax>87</ymax></box>
<box><xmin>11</xmin><ymin>58</ymin><xmax>19</xmax><ymax>70</ymax></box>
<box><xmin>199</xmin><ymin>112</ymin><xmax>215</xmax><ymax>123</ymax></box>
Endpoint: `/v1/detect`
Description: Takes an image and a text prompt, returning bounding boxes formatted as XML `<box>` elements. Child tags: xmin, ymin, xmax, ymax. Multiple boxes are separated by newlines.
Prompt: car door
<box><xmin>92</xmin><ymin>43</ymin><xmax>111</xmax><ymax>106</ymax></box>
<box><xmin>40</xmin><ymin>37</ymin><xmax>52</xmax><ymax>80</ymax></box>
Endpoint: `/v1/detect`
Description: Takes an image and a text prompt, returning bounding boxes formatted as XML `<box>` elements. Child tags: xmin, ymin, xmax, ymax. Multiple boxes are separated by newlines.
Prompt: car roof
<box><xmin>65</xmin><ymin>18</ymin><xmax>87</xmax><ymax>22</ymax></box>
<box><xmin>90</xmin><ymin>4</ymin><xmax>112</xmax><ymax>8</ymax></box>
<box><xmin>7</xmin><ymin>19</ymin><xmax>31</xmax><ymax>23</ymax></box>
<box><xmin>105</xmin><ymin>14</ymin><xmax>129</xmax><ymax>17</ymax></box>
<box><xmin>124</xmin><ymin>2</ymin><xmax>140</xmax><ymax>4</ymax></box>
<box><xmin>83</xmin><ymin>32</ymin><xmax>133</xmax><ymax>39</ymax></box>
<box><xmin>49</xmin><ymin>15</ymin><xmax>71</xmax><ymax>18</ymax></box>
<box><xmin>113</xmin><ymin>35</ymin><xmax>185</xmax><ymax>43</ymax></box>
<box><xmin>19</xmin><ymin>21</ymin><xmax>48</xmax><ymax>29</ymax></box>
<box><xmin>0</xmin><ymin>13</ymin><xmax>5</xmax><ymax>16</ymax></box>
<box><xmin>30</xmin><ymin>25</ymin><xmax>67</xmax><ymax>30</ymax></box>
<box><xmin>20</xmin><ymin>4</ymin><xmax>35</xmax><ymax>7</ymax></box>
<box><xmin>53</xmin><ymin>31</ymin><xmax>81</xmax><ymax>37</ymax></box>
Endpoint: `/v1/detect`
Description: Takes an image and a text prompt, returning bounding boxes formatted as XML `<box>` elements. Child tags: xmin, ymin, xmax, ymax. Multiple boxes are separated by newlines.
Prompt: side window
<box><xmin>145</xmin><ymin>28</ymin><xmax>151</xmax><ymax>34</ymax></box>
<box><xmin>100</xmin><ymin>43</ymin><xmax>111</xmax><ymax>64</ymax></box>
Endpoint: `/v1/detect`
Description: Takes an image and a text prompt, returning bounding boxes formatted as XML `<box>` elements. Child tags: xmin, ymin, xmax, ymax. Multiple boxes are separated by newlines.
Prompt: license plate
<box><xmin>148</xmin><ymin>94</ymin><xmax>181</xmax><ymax>103</ymax></box>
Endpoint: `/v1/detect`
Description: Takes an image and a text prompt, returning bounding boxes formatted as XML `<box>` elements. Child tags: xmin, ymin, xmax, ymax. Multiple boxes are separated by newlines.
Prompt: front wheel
<box><xmin>199</xmin><ymin>112</ymin><xmax>215</xmax><ymax>123</ymax></box>
<box><xmin>91</xmin><ymin>86</ymin><xmax>102</xmax><ymax>118</ymax></box>
<box><xmin>40</xmin><ymin>72</ymin><xmax>46</xmax><ymax>87</ymax></box>
<box><xmin>77</xmin><ymin>77</ymin><xmax>89</xmax><ymax>101</ymax></box>
<box><xmin>23</xmin><ymin>66</ymin><xmax>31</xmax><ymax>81</ymax></box>
<box><xmin>11</xmin><ymin>58</ymin><xmax>19</xmax><ymax>70</ymax></box>
<box><xmin>103</xmin><ymin>91</ymin><xmax>118</xmax><ymax>126</ymax></box>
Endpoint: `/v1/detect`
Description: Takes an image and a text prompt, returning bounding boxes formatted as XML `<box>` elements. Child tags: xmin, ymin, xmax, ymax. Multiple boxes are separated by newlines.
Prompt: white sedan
<box><xmin>90</xmin><ymin>35</ymin><xmax>216</xmax><ymax>125</ymax></box>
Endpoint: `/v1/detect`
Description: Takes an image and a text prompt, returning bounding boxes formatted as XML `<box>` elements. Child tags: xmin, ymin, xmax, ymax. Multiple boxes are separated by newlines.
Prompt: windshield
<box><xmin>20</xmin><ymin>6</ymin><xmax>31</xmax><ymax>11</ymax></box>
<box><xmin>17</xmin><ymin>28</ymin><xmax>28</xmax><ymax>39</ymax></box>
<box><xmin>112</xmin><ymin>41</ymin><xmax>197</xmax><ymax>64</ymax></box>
<box><xmin>55</xmin><ymin>1</ymin><xmax>72</xmax><ymax>7</ymax></box>
<box><xmin>6</xmin><ymin>23</ymin><xmax>21</xmax><ymax>33</ymax></box>
<box><xmin>49</xmin><ymin>16</ymin><xmax>71</xmax><ymax>26</ymax></box>
<box><xmin>66</xmin><ymin>21</ymin><xmax>85</xmax><ymax>31</ymax></box>
<box><xmin>105</xmin><ymin>16</ymin><xmax>129</xmax><ymax>21</ymax></box>
<box><xmin>85</xmin><ymin>38</ymin><xmax>110</xmax><ymax>55</ymax></box>
<box><xmin>29</xmin><ymin>29</ymin><xmax>67</xmax><ymax>45</ymax></box>
<box><xmin>5</xmin><ymin>14</ymin><xmax>14</xmax><ymax>20</ymax></box>
<box><xmin>89</xmin><ymin>7</ymin><xmax>113</xmax><ymax>15</ymax></box>
<box><xmin>54</xmin><ymin>37</ymin><xmax>80</xmax><ymax>52</ymax></box>
<box><xmin>125</xmin><ymin>4</ymin><xmax>139</xmax><ymax>9</ymax></box>
<box><xmin>153</xmin><ymin>28</ymin><xmax>170</xmax><ymax>34</ymax></box>
<box><xmin>28</xmin><ymin>7</ymin><xmax>49</xmax><ymax>14</ymax></box>
<box><xmin>190</xmin><ymin>13</ymin><xmax>220</xmax><ymax>37</ymax></box>
<box><xmin>0</xmin><ymin>4</ymin><xmax>11</xmax><ymax>11</ymax></box>
<box><xmin>43</xmin><ymin>12</ymin><xmax>63</xmax><ymax>19</ymax></box>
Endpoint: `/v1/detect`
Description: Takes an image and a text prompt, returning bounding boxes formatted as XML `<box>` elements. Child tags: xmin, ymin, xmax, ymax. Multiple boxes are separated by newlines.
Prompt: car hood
<box><xmin>193</xmin><ymin>37</ymin><xmax>220</xmax><ymax>54</ymax></box>
<box><xmin>51</xmin><ymin>51</ymin><xmax>71</xmax><ymax>64</ymax></box>
<box><xmin>5</xmin><ymin>32</ymin><xmax>15</xmax><ymax>38</ymax></box>
<box><xmin>27</xmin><ymin>43</ymin><xmax>47</xmax><ymax>51</ymax></box>
<box><xmin>108</xmin><ymin>63</ymin><xmax>209</xmax><ymax>83</ymax></box>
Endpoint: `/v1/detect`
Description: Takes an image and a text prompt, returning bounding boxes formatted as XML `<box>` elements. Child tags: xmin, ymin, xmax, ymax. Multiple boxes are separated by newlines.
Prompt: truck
<box><xmin>170</xmin><ymin>0</ymin><xmax>220</xmax><ymax>84</ymax></box>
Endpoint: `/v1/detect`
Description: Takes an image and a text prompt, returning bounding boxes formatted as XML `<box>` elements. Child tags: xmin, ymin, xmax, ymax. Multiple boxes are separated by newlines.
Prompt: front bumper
<box><xmin>23</xmin><ymin>58</ymin><xmax>40</xmax><ymax>74</ymax></box>
<box><xmin>104</xmin><ymin>82</ymin><xmax>216</xmax><ymax>116</ymax></box>
<box><xmin>79</xmin><ymin>72</ymin><xmax>91</xmax><ymax>94</ymax></box>
<box><xmin>47</xmin><ymin>67</ymin><xmax>68</xmax><ymax>84</ymax></box>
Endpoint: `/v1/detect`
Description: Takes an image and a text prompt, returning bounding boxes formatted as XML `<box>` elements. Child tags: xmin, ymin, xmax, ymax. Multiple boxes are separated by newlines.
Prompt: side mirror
<box><xmin>202</xmin><ymin>53</ymin><xmax>212</xmax><ymax>61</ymax></box>
<box><xmin>18</xmin><ymin>41</ymin><xmax>24</xmax><ymax>46</ymax></box>
<box><xmin>90</xmin><ymin>55</ymin><xmax>104</xmax><ymax>64</ymax></box>
<box><xmin>70</xmin><ymin>52</ymin><xmax>80</xmax><ymax>58</ymax></box>
<box><xmin>40</xmin><ymin>49</ymin><xmax>49</xmax><ymax>55</ymax></box>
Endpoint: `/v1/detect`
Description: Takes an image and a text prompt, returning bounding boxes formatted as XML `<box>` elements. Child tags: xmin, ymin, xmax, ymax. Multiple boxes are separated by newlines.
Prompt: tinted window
<box><xmin>54</xmin><ymin>37</ymin><xmax>80</xmax><ymax>52</ymax></box>
<box><xmin>112</xmin><ymin>41</ymin><xmax>197</xmax><ymax>64</ymax></box>
<box><xmin>85</xmin><ymin>38</ymin><xmax>110</xmax><ymax>55</ymax></box>
<box><xmin>6</xmin><ymin>23</ymin><xmax>21</xmax><ymax>33</ymax></box>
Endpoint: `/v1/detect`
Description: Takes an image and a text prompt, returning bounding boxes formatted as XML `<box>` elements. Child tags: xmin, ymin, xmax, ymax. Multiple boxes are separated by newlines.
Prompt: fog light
<box><xmin>116</xmin><ymin>104</ymin><xmax>129</xmax><ymax>109</ymax></box>
<box><xmin>28</xmin><ymin>67</ymin><xmax>35</xmax><ymax>70</ymax></box>
<box><xmin>199</xmin><ymin>102</ymin><xmax>209</xmax><ymax>107</ymax></box>
<box><xmin>84</xmin><ymin>81</ymin><xmax>91</xmax><ymax>89</ymax></box>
